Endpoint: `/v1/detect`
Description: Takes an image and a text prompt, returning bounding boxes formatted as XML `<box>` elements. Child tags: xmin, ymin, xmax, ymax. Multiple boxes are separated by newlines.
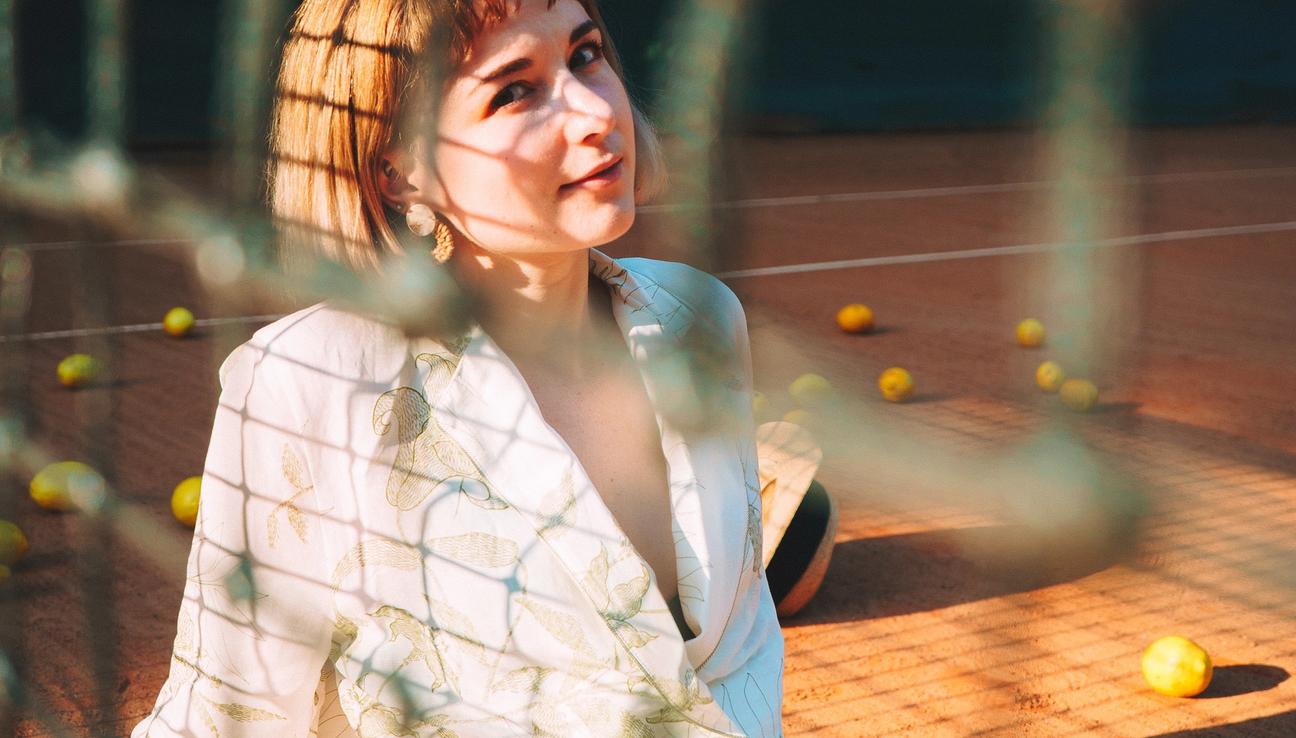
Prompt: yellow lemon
<box><xmin>163</xmin><ymin>307</ymin><xmax>196</xmax><ymax>337</ymax></box>
<box><xmin>171</xmin><ymin>476</ymin><xmax>202</xmax><ymax>528</ymax></box>
<box><xmin>1059</xmin><ymin>378</ymin><xmax>1099</xmax><ymax>412</ymax></box>
<box><xmin>57</xmin><ymin>353</ymin><xmax>102</xmax><ymax>388</ymax></box>
<box><xmin>878</xmin><ymin>367</ymin><xmax>914</xmax><ymax>403</ymax></box>
<box><xmin>789</xmin><ymin>373</ymin><xmax>833</xmax><ymax>408</ymax></box>
<box><xmin>836</xmin><ymin>303</ymin><xmax>875</xmax><ymax>334</ymax></box>
<box><xmin>752</xmin><ymin>391</ymin><xmax>770</xmax><ymax>421</ymax></box>
<box><xmin>782</xmin><ymin>408</ymin><xmax>814</xmax><ymax>427</ymax></box>
<box><xmin>1036</xmin><ymin>361</ymin><xmax>1066</xmax><ymax>393</ymax></box>
<box><xmin>1016</xmin><ymin>318</ymin><xmax>1046</xmax><ymax>348</ymax></box>
<box><xmin>30</xmin><ymin>460</ymin><xmax>105</xmax><ymax>511</ymax></box>
<box><xmin>0</xmin><ymin>564</ymin><xmax>10</xmax><ymax>586</ymax></box>
<box><xmin>0</xmin><ymin>519</ymin><xmax>29</xmax><ymax>566</ymax></box>
<box><xmin>1142</xmin><ymin>635</ymin><xmax>1213</xmax><ymax>697</ymax></box>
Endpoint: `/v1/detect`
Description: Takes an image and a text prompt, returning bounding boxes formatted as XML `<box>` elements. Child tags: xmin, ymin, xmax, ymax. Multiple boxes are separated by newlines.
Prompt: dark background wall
<box><xmin>13</xmin><ymin>0</ymin><xmax>1296</xmax><ymax>145</ymax></box>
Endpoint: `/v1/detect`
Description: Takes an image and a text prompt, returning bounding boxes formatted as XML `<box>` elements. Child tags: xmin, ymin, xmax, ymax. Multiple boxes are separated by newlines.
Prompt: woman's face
<box><xmin>397</xmin><ymin>0</ymin><xmax>636</xmax><ymax>256</ymax></box>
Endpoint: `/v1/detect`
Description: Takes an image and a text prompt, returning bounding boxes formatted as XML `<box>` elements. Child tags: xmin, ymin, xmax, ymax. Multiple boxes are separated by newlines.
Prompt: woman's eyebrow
<box><xmin>478</xmin><ymin>58</ymin><xmax>532</xmax><ymax>86</ymax></box>
<box><xmin>569</xmin><ymin>19</ymin><xmax>597</xmax><ymax>44</ymax></box>
<box><xmin>476</xmin><ymin>19</ymin><xmax>600</xmax><ymax>87</ymax></box>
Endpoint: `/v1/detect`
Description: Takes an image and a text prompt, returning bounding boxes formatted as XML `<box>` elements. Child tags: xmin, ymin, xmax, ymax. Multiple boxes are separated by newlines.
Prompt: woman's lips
<box><xmin>561</xmin><ymin>158</ymin><xmax>623</xmax><ymax>191</ymax></box>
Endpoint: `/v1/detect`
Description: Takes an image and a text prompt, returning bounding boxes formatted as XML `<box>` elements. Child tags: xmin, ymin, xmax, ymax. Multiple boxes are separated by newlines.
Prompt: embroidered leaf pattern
<box><xmin>187</xmin><ymin>553</ymin><xmax>267</xmax><ymax>641</ymax></box>
<box><xmin>489</xmin><ymin>665</ymin><xmax>552</xmax><ymax>694</ymax></box>
<box><xmin>373</xmin><ymin>387</ymin><xmax>431</xmax><ymax>443</ymax></box>
<box><xmin>374</xmin><ymin>387</ymin><xmax>444</xmax><ymax>512</ymax></box>
<box><xmin>269</xmin><ymin>444</ymin><xmax>312</xmax><ymax>548</ymax></box>
<box><xmin>607</xmin><ymin>569</ymin><xmax>651</xmax><ymax>621</ymax></box>
<box><xmin>581</xmin><ymin>547</ymin><xmax>657</xmax><ymax>651</ymax></box>
<box><xmin>628</xmin><ymin>665</ymin><xmax>716</xmax><ymax>728</ymax></box>
<box><xmin>571</xmin><ymin>699</ymin><xmax>654</xmax><ymax>738</ymax></box>
<box><xmin>371</xmin><ymin>605</ymin><xmax>453</xmax><ymax>691</ymax></box>
<box><xmin>444</xmin><ymin>334</ymin><xmax>472</xmax><ymax>358</ymax></box>
<box><xmin>208</xmin><ymin>701</ymin><xmax>288</xmax><ymax>722</ymax></box>
<box><xmin>429</xmin><ymin>437</ymin><xmax>477</xmax><ymax>478</ymax></box>
<box><xmin>331</xmin><ymin>539</ymin><xmax>422</xmax><ymax>589</ymax></box>
<box><xmin>197</xmin><ymin>704</ymin><xmax>220</xmax><ymax>738</ymax></box>
<box><xmin>609</xmin><ymin>620</ymin><xmax>657</xmax><ymax>651</ymax></box>
<box><xmin>528</xmin><ymin>701</ymin><xmax>570</xmax><ymax>738</ymax></box>
<box><xmin>582</xmin><ymin>547</ymin><xmax>612</xmax><ymax>612</ymax></box>
<box><xmin>352</xmin><ymin>689</ymin><xmax>458</xmax><ymax>738</ymax></box>
<box><xmin>426</xmin><ymin>596</ymin><xmax>489</xmax><ymax>664</ymax></box>
<box><xmin>517</xmin><ymin>595</ymin><xmax>599</xmax><ymax>661</ymax></box>
<box><xmin>175</xmin><ymin>608</ymin><xmax>195</xmax><ymax>655</ymax></box>
<box><xmin>330</xmin><ymin>612</ymin><xmax>360</xmax><ymax>662</ymax></box>
<box><xmin>415</xmin><ymin>352</ymin><xmax>459</xmax><ymax>397</ymax></box>
<box><xmin>536</xmin><ymin>470</ymin><xmax>577</xmax><ymax>537</ymax></box>
<box><xmin>426</xmin><ymin>532</ymin><xmax>518</xmax><ymax>569</ymax></box>
<box><xmin>740</xmin><ymin>450</ymin><xmax>765</xmax><ymax>578</ymax></box>
<box><xmin>453</xmin><ymin>475</ymin><xmax>509</xmax><ymax>511</ymax></box>
<box><xmin>374</xmin><ymin>384</ymin><xmax>509</xmax><ymax>519</ymax></box>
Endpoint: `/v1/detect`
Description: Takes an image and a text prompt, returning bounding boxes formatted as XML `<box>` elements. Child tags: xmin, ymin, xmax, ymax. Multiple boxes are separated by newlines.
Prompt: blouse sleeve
<box><xmin>131</xmin><ymin>343</ymin><xmax>334</xmax><ymax>737</ymax></box>
<box><xmin>707</xmin><ymin>284</ymin><xmax>787</xmax><ymax>737</ymax></box>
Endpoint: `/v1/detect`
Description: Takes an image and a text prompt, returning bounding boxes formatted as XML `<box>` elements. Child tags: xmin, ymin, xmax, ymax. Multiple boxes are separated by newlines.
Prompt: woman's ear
<box><xmin>377</xmin><ymin>147</ymin><xmax>415</xmax><ymax>211</ymax></box>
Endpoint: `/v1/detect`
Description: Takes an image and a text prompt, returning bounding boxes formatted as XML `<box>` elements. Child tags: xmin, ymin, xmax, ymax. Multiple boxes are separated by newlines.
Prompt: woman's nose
<box><xmin>558</xmin><ymin>74</ymin><xmax>615</xmax><ymax>145</ymax></box>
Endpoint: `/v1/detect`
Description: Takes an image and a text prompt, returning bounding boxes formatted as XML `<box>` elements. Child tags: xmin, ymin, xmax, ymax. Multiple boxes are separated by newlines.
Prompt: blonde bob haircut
<box><xmin>268</xmin><ymin>0</ymin><xmax>665</xmax><ymax>274</ymax></box>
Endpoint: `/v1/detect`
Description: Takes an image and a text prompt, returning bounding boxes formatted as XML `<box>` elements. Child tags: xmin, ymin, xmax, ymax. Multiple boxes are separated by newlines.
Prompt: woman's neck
<box><xmin>451</xmin><ymin>245</ymin><xmax>614</xmax><ymax>379</ymax></box>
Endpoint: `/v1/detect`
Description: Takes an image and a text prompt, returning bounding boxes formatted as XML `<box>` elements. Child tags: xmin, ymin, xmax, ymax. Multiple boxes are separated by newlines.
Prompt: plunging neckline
<box><xmin>459</xmin><ymin>263</ymin><xmax>705</xmax><ymax>646</ymax></box>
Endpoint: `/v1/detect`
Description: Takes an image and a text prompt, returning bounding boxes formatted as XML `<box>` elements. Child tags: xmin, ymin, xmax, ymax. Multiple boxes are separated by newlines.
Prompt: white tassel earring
<box><xmin>405</xmin><ymin>203</ymin><xmax>456</xmax><ymax>263</ymax></box>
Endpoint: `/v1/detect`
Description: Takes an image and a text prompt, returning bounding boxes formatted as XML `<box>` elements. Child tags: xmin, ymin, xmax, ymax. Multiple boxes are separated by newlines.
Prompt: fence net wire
<box><xmin>2</xmin><ymin>1</ymin><xmax>1294</xmax><ymax>736</ymax></box>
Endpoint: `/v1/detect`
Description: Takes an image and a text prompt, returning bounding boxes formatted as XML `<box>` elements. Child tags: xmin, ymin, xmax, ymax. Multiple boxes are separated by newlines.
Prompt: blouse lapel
<box><xmin>587</xmin><ymin>250</ymin><xmax>726</xmax><ymax>664</ymax></box>
<box><xmin>420</xmin><ymin>250</ymin><xmax>742</xmax><ymax>733</ymax></box>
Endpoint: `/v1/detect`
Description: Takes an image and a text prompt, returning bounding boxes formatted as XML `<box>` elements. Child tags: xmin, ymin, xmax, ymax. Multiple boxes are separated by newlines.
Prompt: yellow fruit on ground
<box><xmin>782</xmin><ymin>409</ymin><xmax>814</xmax><ymax>427</ymax></box>
<box><xmin>30</xmin><ymin>460</ymin><xmax>105</xmax><ymax>511</ymax></box>
<box><xmin>171</xmin><ymin>476</ymin><xmax>202</xmax><ymax>528</ymax></box>
<box><xmin>163</xmin><ymin>307</ymin><xmax>196</xmax><ymax>337</ymax></box>
<box><xmin>57</xmin><ymin>353</ymin><xmax>102</xmax><ymax>388</ymax></box>
<box><xmin>1142</xmin><ymin>635</ymin><xmax>1213</xmax><ymax>697</ymax></box>
<box><xmin>0</xmin><ymin>564</ymin><xmax>10</xmax><ymax>585</ymax></box>
<box><xmin>1036</xmin><ymin>360</ymin><xmax>1066</xmax><ymax>393</ymax></box>
<box><xmin>1016</xmin><ymin>318</ymin><xmax>1046</xmax><ymax>348</ymax></box>
<box><xmin>789</xmin><ymin>373</ymin><xmax>833</xmax><ymax>408</ymax></box>
<box><xmin>836</xmin><ymin>303</ymin><xmax>875</xmax><ymax>334</ymax></box>
<box><xmin>0</xmin><ymin>519</ymin><xmax>29</xmax><ymax>566</ymax></box>
<box><xmin>878</xmin><ymin>367</ymin><xmax>914</xmax><ymax>403</ymax></box>
<box><xmin>1059</xmin><ymin>378</ymin><xmax>1099</xmax><ymax>412</ymax></box>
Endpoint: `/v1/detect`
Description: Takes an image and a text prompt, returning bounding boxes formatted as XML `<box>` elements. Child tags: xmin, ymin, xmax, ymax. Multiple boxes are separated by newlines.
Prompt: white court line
<box><xmin>715</xmin><ymin>220</ymin><xmax>1296</xmax><ymax>279</ymax></box>
<box><xmin>0</xmin><ymin>315</ymin><xmax>286</xmax><ymax>343</ymax></box>
<box><xmin>4</xmin><ymin>220</ymin><xmax>1293</xmax><ymax>342</ymax></box>
<box><xmin>636</xmin><ymin>166</ymin><xmax>1296</xmax><ymax>214</ymax></box>
<box><xmin>5</xmin><ymin>166</ymin><xmax>1296</xmax><ymax>250</ymax></box>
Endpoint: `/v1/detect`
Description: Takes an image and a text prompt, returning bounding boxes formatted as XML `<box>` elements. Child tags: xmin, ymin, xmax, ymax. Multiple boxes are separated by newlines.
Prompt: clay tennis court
<box><xmin>3</xmin><ymin>124</ymin><xmax>1295</xmax><ymax>736</ymax></box>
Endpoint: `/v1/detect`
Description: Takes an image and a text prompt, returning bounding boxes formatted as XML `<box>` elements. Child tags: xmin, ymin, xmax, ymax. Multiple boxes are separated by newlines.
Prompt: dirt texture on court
<box><xmin>3</xmin><ymin>126</ymin><xmax>1295</xmax><ymax>736</ymax></box>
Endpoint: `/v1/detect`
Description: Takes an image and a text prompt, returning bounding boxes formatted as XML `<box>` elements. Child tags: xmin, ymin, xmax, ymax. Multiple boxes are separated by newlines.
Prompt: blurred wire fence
<box><xmin>0</xmin><ymin>0</ymin><xmax>1233</xmax><ymax>735</ymax></box>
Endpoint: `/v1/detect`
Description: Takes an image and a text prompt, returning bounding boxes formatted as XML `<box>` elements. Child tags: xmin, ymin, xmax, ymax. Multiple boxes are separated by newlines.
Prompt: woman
<box><xmin>132</xmin><ymin>0</ymin><xmax>783</xmax><ymax>736</ymax></box>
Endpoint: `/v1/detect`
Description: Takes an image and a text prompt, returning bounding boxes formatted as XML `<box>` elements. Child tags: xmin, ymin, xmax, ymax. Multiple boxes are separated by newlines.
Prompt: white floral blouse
<box><xmin>131</xmin><ymin>249</ymin><xmax>784</xmax><ymax>738</ymax></box>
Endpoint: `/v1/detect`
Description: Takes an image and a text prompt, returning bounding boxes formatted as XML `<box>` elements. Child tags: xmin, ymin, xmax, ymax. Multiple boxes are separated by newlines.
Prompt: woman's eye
<box><xmin>489</xmin><ymin>81</ymin><xmax>533</xmax><ymax>112</ymax></box>
<box><xmin>570</xmin><ymin>40</ymin><xmax>604</xmax><ymax>70</ymax></box>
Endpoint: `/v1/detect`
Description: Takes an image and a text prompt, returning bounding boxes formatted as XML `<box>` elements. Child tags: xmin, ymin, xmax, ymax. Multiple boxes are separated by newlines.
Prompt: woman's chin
<box><xmin>583</xmin><ymin>200</ymin><xmax>638</xmax><ymax>245</ymax></box>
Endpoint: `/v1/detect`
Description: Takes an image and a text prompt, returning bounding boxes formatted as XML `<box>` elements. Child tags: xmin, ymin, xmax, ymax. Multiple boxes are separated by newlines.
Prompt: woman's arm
<box><xmin>708</xmin><ymin>284</ymin><xmax>787</xmax><ymax>738</ymax></box>
<box><xmin>131</xmin><ymin>343</ymin><xmax>334</xmax><ymax>737</ymax></box>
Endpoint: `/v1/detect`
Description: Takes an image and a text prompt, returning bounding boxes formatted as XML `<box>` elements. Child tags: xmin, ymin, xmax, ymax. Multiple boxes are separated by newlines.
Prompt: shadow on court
<box><xmin>1197</xmin><ymin>664</ymin><xmax>1290</xmax><ymax>699</ymax></box>
<box><xmin>784</xmin><ymin>522</ymin><xmax>1137</xmax><ymax>625</ymax></box>
<box><xmin>1151</xmin><ymin>708</ymin><xmax>1296</xmax><ymax>737</ymax></box>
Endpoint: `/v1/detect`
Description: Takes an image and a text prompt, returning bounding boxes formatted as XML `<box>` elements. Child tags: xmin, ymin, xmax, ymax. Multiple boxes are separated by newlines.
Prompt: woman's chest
<box><xmin>529</xmin><ymin>369</ymin><xmax>680</xmax><ymax>598</ymax></box>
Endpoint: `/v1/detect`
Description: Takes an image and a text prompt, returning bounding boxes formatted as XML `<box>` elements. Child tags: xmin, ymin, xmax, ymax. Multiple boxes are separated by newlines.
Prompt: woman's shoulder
<box><xmin>217</xmin><ymin>302</ymin><xmax>410</xmax><ymax>393</ymax></box>
<box><xmin>616</xmin><ymin>256</ymin><xmax>745</xmax><ymax>323</ymax></box>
